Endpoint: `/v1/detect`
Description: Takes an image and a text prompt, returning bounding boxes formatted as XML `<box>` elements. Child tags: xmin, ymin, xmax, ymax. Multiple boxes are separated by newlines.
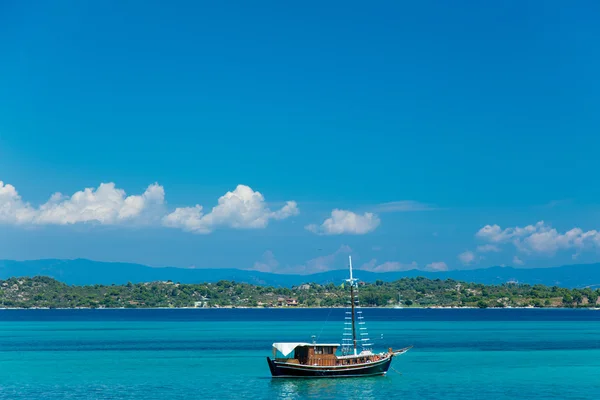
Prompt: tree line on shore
<box><xmin>1</xmin><ymin>276</ymin><xmax>599</xmax><ymax>309</ymax></box>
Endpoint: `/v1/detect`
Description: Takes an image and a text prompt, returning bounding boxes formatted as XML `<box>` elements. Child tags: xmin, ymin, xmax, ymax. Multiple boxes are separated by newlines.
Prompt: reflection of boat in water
<box><xmin>267</xmin><ymin>256</ymin><xmax>411</xmax><ymax>378</ymax></box>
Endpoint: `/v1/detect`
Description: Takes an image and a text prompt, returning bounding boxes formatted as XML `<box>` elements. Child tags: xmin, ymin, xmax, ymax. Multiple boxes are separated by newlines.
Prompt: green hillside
<box><xmin>1</xmin><ymin>276</ymin><xmax>599</xmax><ymax>309</ymax></box>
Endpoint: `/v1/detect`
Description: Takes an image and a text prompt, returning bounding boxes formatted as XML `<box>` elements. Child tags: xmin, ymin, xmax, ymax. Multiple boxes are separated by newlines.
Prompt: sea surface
<box><xmin>1</xmin><ymin>308</ymin><xmax>599</xmax><ymax>399</ymax></box>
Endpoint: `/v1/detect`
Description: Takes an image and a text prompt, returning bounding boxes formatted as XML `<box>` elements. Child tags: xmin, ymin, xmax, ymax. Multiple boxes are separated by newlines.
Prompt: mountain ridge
<box><xmin>1</xmin><ymin>258</ymin><xmax>599</xmax><ymax>288</ymax></box>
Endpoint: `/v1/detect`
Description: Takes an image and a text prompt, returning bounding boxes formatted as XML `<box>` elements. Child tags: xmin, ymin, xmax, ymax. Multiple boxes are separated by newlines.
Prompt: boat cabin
<box><xmin>272</xmin><ymin>343</ymin><xmax>340</xmax><ymax>366</ymax></box>
<box><xmin>271</xmin><ymin>342</ymin><xmax>386</xmax><ymax>367</ymax></box>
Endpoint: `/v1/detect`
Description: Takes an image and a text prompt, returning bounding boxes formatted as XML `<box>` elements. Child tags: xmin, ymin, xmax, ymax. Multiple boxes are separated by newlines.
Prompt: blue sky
<box><xmin>1</xmin><ymin>1</ymin><xmax>599</xmax><ymax>274</ymax></box>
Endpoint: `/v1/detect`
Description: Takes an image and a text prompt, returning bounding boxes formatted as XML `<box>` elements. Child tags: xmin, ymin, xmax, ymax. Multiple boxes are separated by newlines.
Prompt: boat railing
<box><xmin>275</xmin><ymin>358</ymin><xmax>300</xmax><ymax>364</ymax></box>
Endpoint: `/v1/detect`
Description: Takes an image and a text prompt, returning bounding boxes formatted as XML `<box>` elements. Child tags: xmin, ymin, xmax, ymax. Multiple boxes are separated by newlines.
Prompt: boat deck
<box><xmin>275</xmin><ymin>353</ymin><xmax>390</xmax><ymax>367</ymax></box>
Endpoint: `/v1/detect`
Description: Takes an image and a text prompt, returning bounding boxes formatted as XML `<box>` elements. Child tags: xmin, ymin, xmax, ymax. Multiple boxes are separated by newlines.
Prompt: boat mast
<box><xmin>347</xmin><ymin>255</ymin><xmax>358</xmax><ymax>356</ymax></box>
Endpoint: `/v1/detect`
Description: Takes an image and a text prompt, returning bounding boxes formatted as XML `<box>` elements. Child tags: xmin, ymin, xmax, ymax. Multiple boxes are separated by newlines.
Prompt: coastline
<box><xmin>1</xmin><ymin>306</ymin><xmax>598</xmax><ymax>310</ymax></box>
<box><xmin>4</xmin><ymin>276</ymin><xmax>597</xmax><ymax>311</ymax></box>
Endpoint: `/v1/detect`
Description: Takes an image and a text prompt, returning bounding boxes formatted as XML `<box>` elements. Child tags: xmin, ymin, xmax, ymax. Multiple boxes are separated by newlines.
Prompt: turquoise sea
<box><xmin>1</xmin><ymin>309</ymin><xmax>599</xmax><ymax>399</ymax></box>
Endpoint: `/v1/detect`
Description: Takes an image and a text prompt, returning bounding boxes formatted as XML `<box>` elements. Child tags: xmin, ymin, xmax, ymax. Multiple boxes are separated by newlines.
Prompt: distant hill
<box><xmin>1</xmin><ymin>258</ymin><xmax>599</xmax><ymax>288</ymax></box>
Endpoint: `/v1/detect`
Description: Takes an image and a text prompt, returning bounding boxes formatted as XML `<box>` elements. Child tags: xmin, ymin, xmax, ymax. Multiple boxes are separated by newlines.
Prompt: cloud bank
<box><xmin>306</xmin><ymin>209</ymin><xmax>380</xmax><ymax>235</ymax></box>
<box><xmin>359</xmin><ymin>259</ymin><xmax>448</xmax><ymax>273</ymax></box>
<box><xmin>476</xmin><ymin>221</ymin><xmax>600</xmax><ymax>258</ymax></box>
<box><xmin>162</xmin><ymin>185</ymin><xmax>298</xmax><ymax>234</ymax></box>
<box><xmin>0</xmin><ymin>180</ymin><xmax>298</xmax><ymax>233</ymax></box>
<box><xmin>250</xmin><ymin>245</ymin><xmax>353</xmax><ymax>274</ymax></box>
<box><xmin>425</xmin><ymin>261</ymin><xmax>449</xmax><ymax>271</ymax></box>
<box><xmin>0</xmin><ymin>181</ymin><xmax>164</xmax><ymax>225</ymax></box>
<box><xmin>360</xmin><ymin>259</ymin><xmax>419</xmax><ymax>273</ymax></box>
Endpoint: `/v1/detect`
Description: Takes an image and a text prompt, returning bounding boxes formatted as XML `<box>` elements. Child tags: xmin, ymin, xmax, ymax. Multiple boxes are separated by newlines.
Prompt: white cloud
<box><xmin>36</xmin><ymin>183</ymin><xmax>165</xmax><ymax>225</ymax></box>
<box><xmin>270</xmin><ymin>201</ymin><xmax>300</xmax><ymax>220</ymax></box>
<box><xmin>476</xmin><ymin>221</ymin><xmax>600</xmax><ymax>258</ymax></box>
<box><xmin>359</xmin><ymin>259</ymin><xmax>418</xmax><ymax>272</ymax></box>
<box><xmin>162</xmin><ymin>205</ymin><xmax>208</xmax><ymax>233</ymax></box>
<box><xmin>0</xmin><ymin>180</ymin><xmax>164</xmax><ymax>225</ymax></box>
<box><xmin>251</xmin><ymin>250</ymin><xmax>280</xmax><ymax>272</ymax></box>
<box><xmin>512</xmin><ymin>256</ymin><xmax>524</xmax><ymax>266</ymax></box>
<box><xmin>521</xmin><ymin>227</ymin><xmax>599</xmax><ymax>257</ymax></box>
<box><xmin>476</xmin><ymin>221</ymin><xmax>546</xmax><ymax>244</ymax></box>
<box><xmin>476</xmin><ymin>244</ymin><xmax>500</xmax><ymax>253</ymax></box>
<box><xmin>425</xmin><ymin>261</ymin><xmax>448</xmax><ymax>272</ymax></box>
<box><xmin>306</xmin><ymin>209</ymin><xmax>380</xmax><ymax>235</ymax></box>
<box><xmin>372</xmin><ymin>200</ymin><xmax>437</xmax><ymax>213</ymax></box>
<box><xmin>162</xmin><ymin>184</ymin><xmax>299</xmax><ymax>234</ymax></box>
<box><xmin>0</xmin><ymin>181</ymin><xmax>36</xmax><ymax>224</ymax></box>
<box><xmin>1</xmin><ymin>180</ymin><xmax>297</xmax><ymax>235</ymax></box>
<box><xmin>458</xmin><ymin>251</ymin><xmax>475</xmax><ymax>265</ymax></box>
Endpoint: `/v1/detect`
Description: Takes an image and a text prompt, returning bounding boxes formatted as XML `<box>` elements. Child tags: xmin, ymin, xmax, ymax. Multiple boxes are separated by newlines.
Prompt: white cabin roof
<box><xmin>272</xmin><ymin>342</ymin><xmax>340</xmax><ymax>357</ymax></box>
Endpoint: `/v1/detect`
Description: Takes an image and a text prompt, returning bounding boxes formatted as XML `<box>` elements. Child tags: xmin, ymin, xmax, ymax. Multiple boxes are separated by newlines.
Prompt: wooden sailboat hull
<box><xmin>266</xmin><ymin>356</ymin><xmax>392</xmax><ymax>378</ymax></box>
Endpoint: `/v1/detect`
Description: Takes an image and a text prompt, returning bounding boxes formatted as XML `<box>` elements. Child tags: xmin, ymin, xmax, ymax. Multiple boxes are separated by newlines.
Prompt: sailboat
<box><xmin>266</xmin><ymin>256</ymin><xmax>411</xmax><ymax>378</ymax></box>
